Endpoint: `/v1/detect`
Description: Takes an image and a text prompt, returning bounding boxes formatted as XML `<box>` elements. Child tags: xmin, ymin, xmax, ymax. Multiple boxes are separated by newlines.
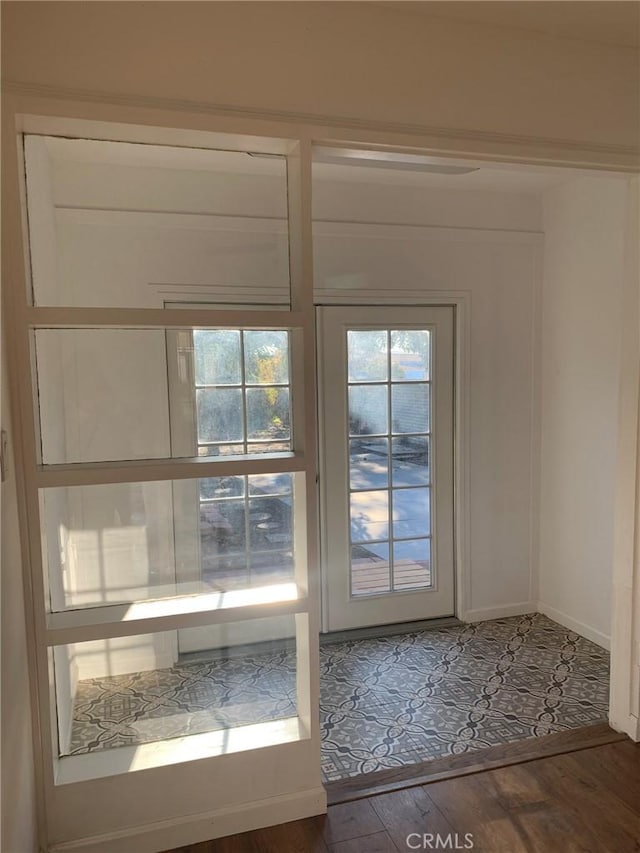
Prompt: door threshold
<box><xmin>324</xmin><ymin>722</ymin><xmax>625</xmax><ymax>805</ymax></box>
<box><xmin>320</xmin><ymin>616</ymin><xmax>461</xmax><ymax>646</ymax></box>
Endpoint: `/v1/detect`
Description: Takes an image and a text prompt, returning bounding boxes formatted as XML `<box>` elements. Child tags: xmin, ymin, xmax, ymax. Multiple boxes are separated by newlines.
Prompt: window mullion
<box><xmin>26</xmin><ymin>305</ymin><xmax>306</xmax><ymax>330</ymax></box>
<box><xmin>35</xmin><ymin>453</ymin><xmax>305</xmax><ymax>488</ymax></box>
<box><xmin>45</xmin><ymin>591</ymin><xmax>309</xmax><ymax>646</ymax></box>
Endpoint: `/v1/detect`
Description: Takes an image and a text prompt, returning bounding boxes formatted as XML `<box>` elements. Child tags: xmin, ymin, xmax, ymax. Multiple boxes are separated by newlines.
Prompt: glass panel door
<box><xmin>319</xmin><ymin>306</ymin><xmax>454</xmax><ymax>631</ymax></box>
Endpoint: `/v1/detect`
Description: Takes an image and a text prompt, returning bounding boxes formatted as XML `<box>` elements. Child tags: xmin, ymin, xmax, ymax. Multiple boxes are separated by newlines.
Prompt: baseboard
<box><xmin>321</xmin><ymin>616</ymin><xmax>461</xmax><ymax>645</ymax></box>
<box><xmin>48</xmin><ymin>787</ymin><xmax>327</xmax><ymax>853</ymax></box>
<box><xmin>536</xmin><ymin>602</ymin><xmax>610</xmax><ymax>650</ymax></box>
<box><xmin>608</xmin><ymin>711</ymin><xmax>640</xmax><ymax>742</ymax></box>
<box><xmin>461</xmin><ymin>602</ymin><xmax>537</xmax><ymax>623</ymax></box>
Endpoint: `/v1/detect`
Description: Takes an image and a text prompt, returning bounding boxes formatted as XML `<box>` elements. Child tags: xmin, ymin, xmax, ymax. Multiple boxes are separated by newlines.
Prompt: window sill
<box><xmin>46</xmin><ymin>582</ymin><xmax>307</xmax><ymax>644</ymax></box>
<box><xmin>55</xmin><ymin>716</ymin><xmax>308</xmax><ymax>785</ymax></box>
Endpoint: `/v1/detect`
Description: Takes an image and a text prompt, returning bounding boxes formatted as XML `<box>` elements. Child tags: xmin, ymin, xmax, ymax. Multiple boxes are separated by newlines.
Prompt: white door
<box><xmin>319</xmin><ymin>306</ymin><xmax>455</xmax><ymax>632</ymax></box>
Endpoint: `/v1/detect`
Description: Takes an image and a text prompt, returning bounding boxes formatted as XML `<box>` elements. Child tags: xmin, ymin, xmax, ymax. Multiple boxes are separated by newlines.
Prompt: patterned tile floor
<box><xmin>318</xmin><ymin>613</ymin><xmax>609</xmax><ymax>781</ymax></box>
<box><xmin>68</xmin><ymin>613</ymin><xmax>609</xmax><ymax>783</ymax></box>
<box><xmin>68</xmin><ymin>648</ymin><xmax>297</xmax><ymax>755</ymax></box>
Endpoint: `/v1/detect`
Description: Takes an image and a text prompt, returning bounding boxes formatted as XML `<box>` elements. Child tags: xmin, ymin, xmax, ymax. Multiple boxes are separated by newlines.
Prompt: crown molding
<box><xmin>3</xmin><ymin>80</ymin><xmax>639</xmax><ymax>172</ymax></box>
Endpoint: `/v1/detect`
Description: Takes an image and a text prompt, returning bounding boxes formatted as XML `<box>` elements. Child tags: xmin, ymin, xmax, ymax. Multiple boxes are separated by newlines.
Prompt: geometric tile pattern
<box><xmin>69</xmin><ymin>613</ymin><xmax>609</xmax><ymax>785</ymax></box>
<box><xmin>69</xmin><ymin>648</ymin><xmax>297</xmax><ymax>755</ymax></box>
<box><xmin>319</xmin><ymin>613</ymin><xmax>609</xmax><ymax>781</ymax></box>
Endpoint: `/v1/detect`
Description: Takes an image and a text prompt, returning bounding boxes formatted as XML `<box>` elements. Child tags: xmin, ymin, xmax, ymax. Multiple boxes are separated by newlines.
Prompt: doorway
<box><xmin>318</xmin><ymin>306</ymin><xmax>455</xmax><ymax>632</ymax></box>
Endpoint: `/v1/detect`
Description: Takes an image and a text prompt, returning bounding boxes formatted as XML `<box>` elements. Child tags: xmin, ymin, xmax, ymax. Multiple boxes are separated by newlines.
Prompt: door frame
<box><xmin>315</xmin><ymin>290</ymin><xmax>471</xmax><ymax>631</ymax></box>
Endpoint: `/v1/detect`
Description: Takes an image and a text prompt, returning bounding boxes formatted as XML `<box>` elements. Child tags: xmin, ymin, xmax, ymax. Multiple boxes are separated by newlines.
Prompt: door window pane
<box><xmin>246</xmin><ymin>388</ymin><xmax>291</xmax><ymax>442</ymax></box>
<box><xmin>393</xmin><ymin>488</ymin><xmax>430</xmax><ymax>539</ymax></box>
<box><xmin>391</xmin><ymin>437</ymin><xmax>430</xmax><ymax>486</ymax></box>
<box><xmin>348</xmin><ymin>385</ymin><xmax>388</xmax><ymax>436</ymax></box>
<box><xmin>200</xmin><ymin>476</ymin><xmax>245</xmax><ymax>500</ymax></box>
<box><xmin>194</xmin><ymin>330</ymin><xmax>242</xmax><ymax>385</ymax></box>
<box><xmin>346</xmin><ymin>327</ymin><xmax>433</xmax><ymax>597</ymax></box>
<box><xmin>393</xmin><ymin>539</ymin><xmax>431</xmax><ymax>589</ymax></box>
<box><xmin>347</xmin><ymin>330</ymin><xmax>388</xmax><ymax>382</ymax></box>
<box><xmin>197</xmin><ymin>388</ymin><xmax>244</xmax><ymax>443</ymax></box>
<box><xmin>194</xmin><ymin>329</ymin><xmax>291</xmax><ymax>457</ymax></box>
<box><xmin>390</xmin><ymin>330</ymin><xmax>430</xmax><ymax>381</ymax></box>
<box><xmin>351</xmin><ymin>543</ymin><xmax>390</xmax><ymax>596</ymax></box>
<box><xmin>350</xmin><ymin>490</ymin><xmax>389</xmax><ymax>542</ymax></box>
<box><xmin>349</xmin><ymin>438</ymin><xmax>389</xmax><ymax>490</ymax></box>
<box><xmin>244</xmin><ymin>331</ymin><xmax>290</xmax><ymax>385</ymax></box>
<box><xmin>391</xmin><ymin>384</ymin><xmax>430</xmax><ymax>434</ymax></box>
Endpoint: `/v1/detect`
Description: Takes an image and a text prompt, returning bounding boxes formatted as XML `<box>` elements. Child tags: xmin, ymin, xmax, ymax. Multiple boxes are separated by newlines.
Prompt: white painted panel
<box><xmin>539</xmin><ymin>177</ymin><xmax>627</xmax><ymax>646</ymax></box>
<box><xmin>312</xmin><ymin>177</ymin><xmax>543</xmax><ymax>232</ymax></box>
<box><xmin>313</xmin><ymin>224</ymin><xmax>538</xmax><ymax>614</ymax></box>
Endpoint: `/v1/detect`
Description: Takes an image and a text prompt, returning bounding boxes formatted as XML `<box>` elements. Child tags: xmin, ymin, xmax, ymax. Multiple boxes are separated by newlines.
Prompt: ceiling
<box><xmin>378</xmin><ymin>1</ymin><xmax>640</xmax><ymax>48</ymax></box>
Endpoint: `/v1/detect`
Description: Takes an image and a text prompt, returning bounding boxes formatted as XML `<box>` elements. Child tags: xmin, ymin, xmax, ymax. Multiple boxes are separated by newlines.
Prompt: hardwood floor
<box><xmin>168</xmin><ymin>739</ymin><xmax>640</xmax><ymax>853</ymax></box>
<box><xmin>326</xmin><ymin>722</ymin><xmax>626</xmax><ymax>804</ymax></box>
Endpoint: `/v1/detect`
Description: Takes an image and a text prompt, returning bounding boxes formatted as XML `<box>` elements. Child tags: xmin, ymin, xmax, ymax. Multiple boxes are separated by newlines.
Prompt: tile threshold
<box><xmin>325</xmin><ymin>722</ymin><xmax>626</xmax><ymax>805</ymax></box>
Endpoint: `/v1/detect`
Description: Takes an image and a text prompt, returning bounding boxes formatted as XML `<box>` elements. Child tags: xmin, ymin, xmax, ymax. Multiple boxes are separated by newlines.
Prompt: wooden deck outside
<box><xmin>203</xmin><ymin>559</ymin><xmax>431</xmax><ymax>596</ymax></box>
<box><xmin>351</xmin><ymin>558</ymin><xmax>431</xmax><ymax>594</ymax></box>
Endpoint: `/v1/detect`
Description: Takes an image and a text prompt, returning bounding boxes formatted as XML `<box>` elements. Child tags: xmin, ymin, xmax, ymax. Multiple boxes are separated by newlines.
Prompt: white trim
<box><xmin>313</xmin><ymin>220</ymin><xmax>543</xmax><ymax>244</ymax></box>
<box><xmin>55</xmin><ymin>717</ymin><xmax>307</xmax><ymax>785</ymax></box>
<box><xmin>462</xmin><ymin>602</ymin><xmax>537</xmax><ymax>623</ymax></box>
<box><xmin>315</xmin><ymin>289</ymin><xmax>470</xmax><ymax>306</ymax></box>
<box><xmin>463</xmin><ymin>601</ymin><xmax>612</xmax><ymax>651</ymax></box>
<box><xmin>536</xmin><ymin>602</ymin><xmax>611</xmax><ymax>651</ymax></box>
<box><xmin>5</xmin><ymin>108</ymin><xmax>325</xmax><ymax>851</ymax></box>
<box><xmin>158</xmin><ymin>286</ymin><xmax>289</xmax><ymax>305</ymax></box>
<box><xmin>318</xmin><ymin>305</ymin><xmax>455</xmax><ymax>631</ymax></box>
<box><xmin>609</xmin><ymin>175</ymin><xmax>640</xmax><ymax>739</ymax></box>
<box><xmin>48</xmin><ymin>786</ymin><xmax>327</xmax><ymax>853</ymax></box>
<box><xmin>286</xmin><ymin>139</ymin><xmax>321</xmax><ymax>741</ymax></box>
<box><xmin>314</xmin><ymin>291</ymin><xmax>471</xmax><ymax>626</ymax></box>
<box><xmin>6</xmin><ymin>83</ymin><xmax>639</xmax><ymax>171</ymax></box>
<box><xmin>56</xmin><ymin>207</ymin><xmax>288</xmax><ymax>233</ymax></box>
<box><xmin>3</xmin><ymin>112</ymin><xmax>55</xmax><ymax>853</ymax></box>
<box><xmin>46</xmin><ymin>585</ymin><xmax>306</xmax><ymax>645</ymax></box>
<box><xmin>528</xmin><ymin>244</ymin><xmax>544</xmax><ymax>605</ymax></box>
<box><xmin>26</xmin><ymin>306</ymin><xmax>305</xmax><ymax>329</ymax></box>
<box><xmin>35</xmin><ymin>453</ymin><xmax>305</xmax><ymax>488</ymax></box>
<box><xmin>60</xmin><ymin>208</ymin><xmax>543</xmax><ymax>244</ymax></box>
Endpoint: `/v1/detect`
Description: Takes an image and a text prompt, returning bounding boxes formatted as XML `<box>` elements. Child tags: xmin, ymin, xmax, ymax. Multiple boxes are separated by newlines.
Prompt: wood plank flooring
<box><xmin>168</xmin><ymin>738</ymin><xmax>640</xmax><ymax>853</ymax></box>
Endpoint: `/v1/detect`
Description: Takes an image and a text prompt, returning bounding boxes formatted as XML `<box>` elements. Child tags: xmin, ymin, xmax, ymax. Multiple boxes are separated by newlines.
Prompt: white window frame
<box><xmin>5</xmin><ymin>111</ymin><xmax>324</xmax><ymax>851</ymax></box>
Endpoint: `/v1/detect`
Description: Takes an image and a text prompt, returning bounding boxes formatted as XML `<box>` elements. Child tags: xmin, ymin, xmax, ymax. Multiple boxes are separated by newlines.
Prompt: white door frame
<box><xmin>315</xmin><ymin>290</ymin><xmax>471</xmax><ymax>629</ymax></box>
<box><xmin>318</xmin><ymin>304</ymin><xmax>456</xmax><ymax>632</ymax></box>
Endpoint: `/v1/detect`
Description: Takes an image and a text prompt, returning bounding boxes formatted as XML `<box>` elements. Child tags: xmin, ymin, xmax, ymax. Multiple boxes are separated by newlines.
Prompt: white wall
<box><xmin>2</xmin><ymin>2</ymin><xmax>638</xmax><ymax>155</ymax></box>
<box><xmin>313</xmin><ymin>174</ymin><xmax>542</xmax><ymax>618</ymax></box>
<box><xmin>538</xmin><ymin>178</ymin><xmax>628</xmax><ymax>648</ymax></box>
